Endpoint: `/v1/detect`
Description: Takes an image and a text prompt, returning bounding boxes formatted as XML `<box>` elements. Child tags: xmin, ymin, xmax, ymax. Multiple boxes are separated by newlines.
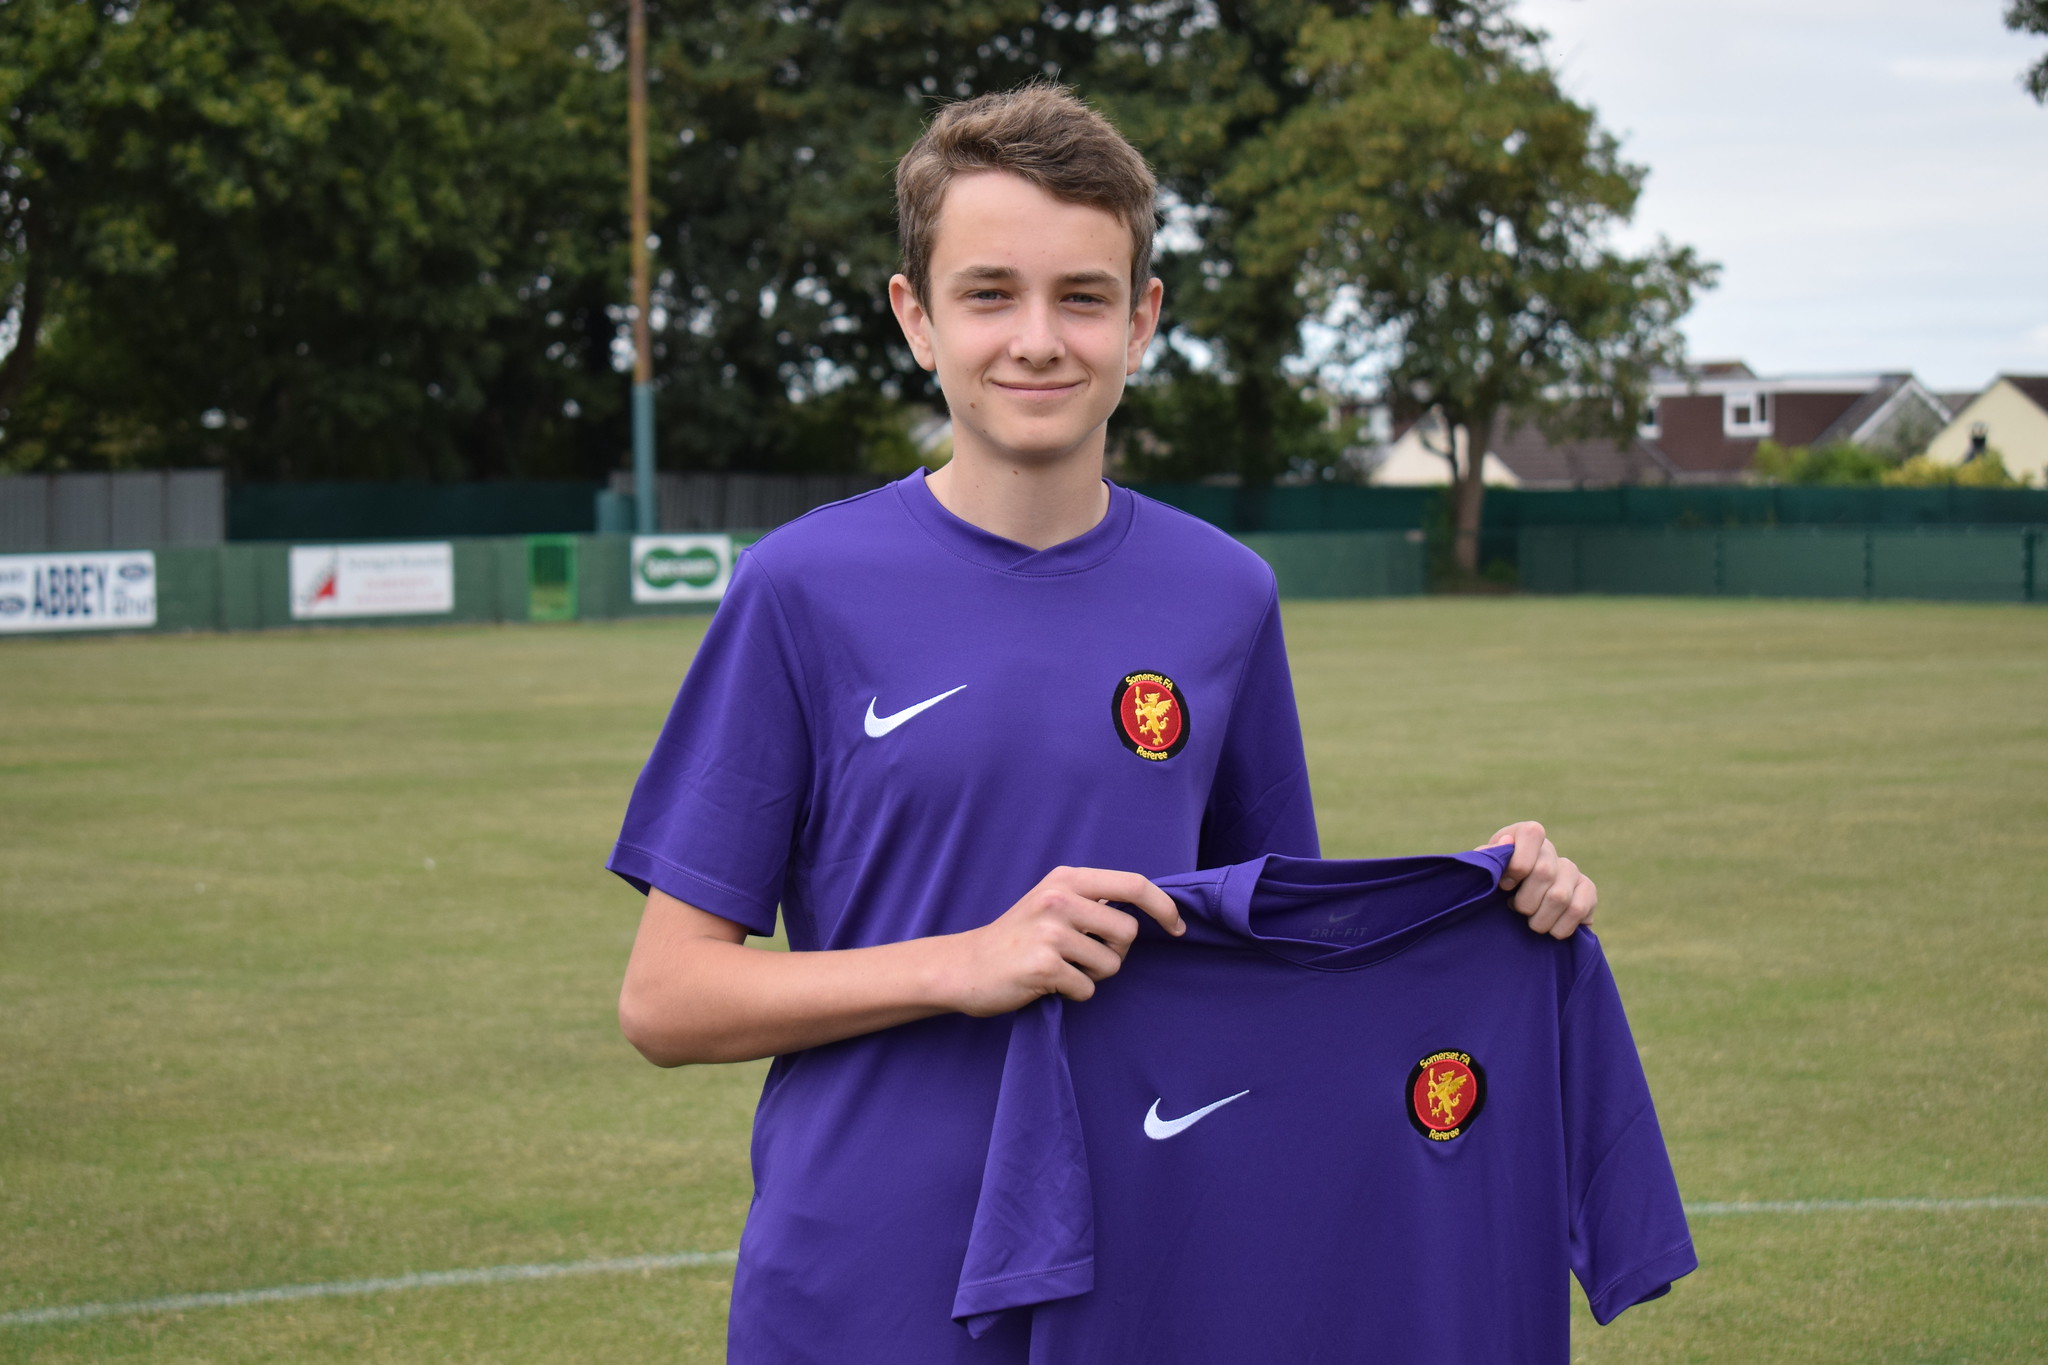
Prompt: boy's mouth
<box><xmin>994</xmin><ymin>380</ymin><xmax>1083</xmax><ymax>398</ymax></box>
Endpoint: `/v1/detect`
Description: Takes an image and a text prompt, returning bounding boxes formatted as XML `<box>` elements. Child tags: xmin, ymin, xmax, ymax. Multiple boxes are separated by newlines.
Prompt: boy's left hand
<box><xmin>1482</xmin><ymin>821</ymin><xmax>1596</xmax><ymax>939</ymax></box>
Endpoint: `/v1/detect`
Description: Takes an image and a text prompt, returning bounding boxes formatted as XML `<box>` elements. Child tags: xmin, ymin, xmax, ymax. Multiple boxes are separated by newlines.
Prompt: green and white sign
<box><xmin>631</xmin><ymin>534</ymin><xmax>733</xmax><ymax>604</ymax></box>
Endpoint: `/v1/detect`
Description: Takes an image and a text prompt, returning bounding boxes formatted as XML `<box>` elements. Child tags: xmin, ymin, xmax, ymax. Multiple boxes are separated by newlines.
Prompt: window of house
<box><xmin>1723</xmin><ymin>391</ymin><xmax>1772</xmax><ymax>437</ymax></box>
<box><xmin>1639</xmin><ymin>398</ymin><xmax>1661</xmax><ymax>439</ymax></box>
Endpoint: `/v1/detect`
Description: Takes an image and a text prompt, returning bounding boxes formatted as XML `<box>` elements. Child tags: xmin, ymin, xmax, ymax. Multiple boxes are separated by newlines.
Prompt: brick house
<box><xmin>1369</xmin><ymin>363</ymin><xmax>1956</xmax><ymax>490</ymax></box>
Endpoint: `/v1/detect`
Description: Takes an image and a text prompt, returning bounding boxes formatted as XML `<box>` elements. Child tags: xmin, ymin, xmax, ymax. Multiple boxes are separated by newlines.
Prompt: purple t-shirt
<box><xmin>609</xmin><ymin>471</ymin><xmax>1319</xmax><ymax>1364</ymax></box>
<box><xmin>957</xmin><ymin>847</ymin><xmax>1695</xmax><ymax>1363</ymax></box>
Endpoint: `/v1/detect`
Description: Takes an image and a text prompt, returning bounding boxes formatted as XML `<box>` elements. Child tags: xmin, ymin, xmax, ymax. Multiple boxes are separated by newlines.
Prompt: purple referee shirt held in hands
<box><xmin>957</xmin><ymin>846</ymin><xmax>1697</xmax><ymax>1364</ymax></box>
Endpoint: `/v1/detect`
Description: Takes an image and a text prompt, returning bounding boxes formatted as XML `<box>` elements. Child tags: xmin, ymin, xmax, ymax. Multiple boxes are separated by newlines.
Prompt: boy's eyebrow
<box><xmin>949</xmin><ymin>265</ymin><xmax>1125</xmax><ymax>293</ymax></box>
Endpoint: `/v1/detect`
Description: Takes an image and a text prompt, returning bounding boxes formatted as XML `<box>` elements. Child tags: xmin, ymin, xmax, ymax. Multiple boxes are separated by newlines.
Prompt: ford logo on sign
<box><xmin>118</xmin><ymin>561</ymin><xmax>150</xmax><ymax>581</ymax></box>
<box><xmin>0</xmin><ymin>595</ymin><xmax>25</xmax><ymax>615</ymax></box>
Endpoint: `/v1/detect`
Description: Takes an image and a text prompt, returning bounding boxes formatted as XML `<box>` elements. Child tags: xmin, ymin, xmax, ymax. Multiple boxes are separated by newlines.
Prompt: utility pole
<box><xmin>628</xmin><ymin>0</ymin><xmax>656</xmax><ymax>534</ymax></box>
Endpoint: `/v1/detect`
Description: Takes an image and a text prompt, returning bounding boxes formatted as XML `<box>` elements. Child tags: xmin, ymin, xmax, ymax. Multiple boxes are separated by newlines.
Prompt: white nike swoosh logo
<box><xmin>863</xmin><ymin>685</ymin><xmax>968</xmax><ymax>738</ymax></box>
<box><xmin>1144</xmin><ymin>1090</ymin><xmax>1251</xmax><ymax>1140</ymax></box>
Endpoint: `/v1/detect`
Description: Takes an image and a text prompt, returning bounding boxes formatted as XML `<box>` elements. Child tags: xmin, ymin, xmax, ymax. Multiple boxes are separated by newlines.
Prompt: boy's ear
<box><xmin>889</xmin><ymin>274</ymin><xmax>939</xmax><ymax>372</ymax></box>
<box><xmin>1125</xmin><ymin>276</ymin><xmax>1165</xmax><ymax>377</ymax></box>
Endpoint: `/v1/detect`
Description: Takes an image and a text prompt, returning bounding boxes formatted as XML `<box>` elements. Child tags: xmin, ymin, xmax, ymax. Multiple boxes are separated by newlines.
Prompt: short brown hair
<box><xmin>895</xmin><ymin>84</ymin><xmax>1157</xmax><ymax>309</ymax></box>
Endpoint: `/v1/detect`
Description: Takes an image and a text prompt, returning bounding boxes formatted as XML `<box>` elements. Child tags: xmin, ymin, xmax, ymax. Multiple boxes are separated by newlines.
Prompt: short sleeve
<box><xmin>1561</xmin><ymin>941</ymin><xmax>1698</xmax><ymax>1325</ymax></box>
<box><xmin>1197</xmin><ymin>589</ymin><xmax>1319</xmax><ymax>868</ymax></box>
<box><xmin>605</xmin><ymin>553</ymin><xmax>812</xmax><ymax>936</ymax></box>
<box><xmin>954</xmin><ymin>996</ymin><xmax>1094</xmax><ymax>1336</ymax></box>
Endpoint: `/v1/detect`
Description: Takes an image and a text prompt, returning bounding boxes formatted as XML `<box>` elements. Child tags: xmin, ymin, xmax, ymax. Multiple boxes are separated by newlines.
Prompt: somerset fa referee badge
<box><xmin>1112</xmin><ymin>671</ymin><xmax>1190</xmax><ymax>761</ymax></box>
<box><xmin>1406</xmin><ymin>1050</ymin><xmax>1487</xmax><ymax>1141</ymax></box>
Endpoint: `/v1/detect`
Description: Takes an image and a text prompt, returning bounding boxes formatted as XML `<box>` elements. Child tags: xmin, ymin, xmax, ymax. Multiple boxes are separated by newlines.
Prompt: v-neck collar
<box><xmin>895</xmin><ymin>468</ymin><xmax>1135</xmax><ymax>577</ymax></box>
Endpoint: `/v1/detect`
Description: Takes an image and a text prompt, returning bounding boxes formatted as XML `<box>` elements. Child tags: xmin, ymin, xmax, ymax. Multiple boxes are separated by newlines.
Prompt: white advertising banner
<box><xmin>0</xmin><ymin>551</ymin><xmax>157</xmax><ymax>633</ymax></box>
<box><xmin>290</xmin><ymin>542</ymin><xmax>455</xmax><ymax>620</ymax></box>
<box><xmin>631</xmin><ymin>534</ymin><xmax>733</xmax><ymax>604</ymax></box>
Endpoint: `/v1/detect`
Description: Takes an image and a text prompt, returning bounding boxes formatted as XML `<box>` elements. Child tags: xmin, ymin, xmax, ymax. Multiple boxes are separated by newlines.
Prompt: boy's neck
<box><xmin>924</xmin><ymin>444</ymin><xmax>1110</xmax><ymax>551</ymax></box>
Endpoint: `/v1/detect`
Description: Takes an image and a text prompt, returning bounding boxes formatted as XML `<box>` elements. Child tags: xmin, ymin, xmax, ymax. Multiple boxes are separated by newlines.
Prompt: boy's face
<box><xmin>890</xmin><ymin>172</ymin><xmax>1163</xmax><ymax>470</ymax></box>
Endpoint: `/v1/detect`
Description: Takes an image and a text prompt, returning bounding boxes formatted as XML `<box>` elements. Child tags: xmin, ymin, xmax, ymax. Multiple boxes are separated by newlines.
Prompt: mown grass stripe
<box><xmin>0</xmin><ymin>1250</ymin><xmax>738</xmax><ymax>1327</ymax></box>
<box><xmin>8</xmin><ymin>1197</ymin><xmax>2048</xmax><ymax>1329</ymax></box>
<box><xmin>1685</xmin><ymin>1197</ymin><xmax>2048</xmax><ymax>1216</ymax></box>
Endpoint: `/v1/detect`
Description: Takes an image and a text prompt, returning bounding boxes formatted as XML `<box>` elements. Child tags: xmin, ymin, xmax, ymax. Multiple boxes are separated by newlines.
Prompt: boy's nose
<box><xmin>1009</xmin><ymin>301</ymin><xmax>1066</xmax><ymax>366</ymax></box>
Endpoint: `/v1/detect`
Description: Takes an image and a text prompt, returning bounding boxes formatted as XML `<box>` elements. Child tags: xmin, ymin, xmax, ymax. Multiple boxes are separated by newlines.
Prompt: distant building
<box><xmin>1922</xmin><ymin>376</ymin><xmax>2048</xmax><ymax>485</ymax></box>
<box><xmin>1353</xmin><ymin>410</ymin><xmax>1522</xmax><ymax>487</ymax></box>
<box><xmin>1635</xmin><ymin>365</ymin><xmax>1953</xmax><ymax>484</ymax></box>
<box><xmin>1352</xmin><ymin>364</ymin><xmax>1955</xmax><ymax>489</ymax></box>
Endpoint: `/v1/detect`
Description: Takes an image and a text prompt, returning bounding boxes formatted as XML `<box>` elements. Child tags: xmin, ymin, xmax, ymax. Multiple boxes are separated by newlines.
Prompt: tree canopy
<box><xmin>2010</xmin><ymin>0</ymin><xmax>2048</xmax><ymax>102</ymax></box>
<box><xmin>2</xmin><ymin>0</ymin><xmax>1708</xmax><ymax>496</ymax></box>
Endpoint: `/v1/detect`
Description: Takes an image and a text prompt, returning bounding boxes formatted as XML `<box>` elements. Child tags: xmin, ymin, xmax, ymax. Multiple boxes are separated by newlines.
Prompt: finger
<box><xmin>1549</xmin><ymin>875</ymin><xmax>1598</xmax><ymax>940</ymax></box>
<box><xmin>1059</xmin><ymin>867</ymin><xmax>1184</xmax><ymax>937</ymax></box>
<box><xmin>1525</xmin><ymin>859</ymin><xmax>1579</xmax><ymax>936</ymax></box>
<box><xmin>1502</xmin><ymin>823</ymin><xmax>1547</xmax><ymax>890</ymax></box>
<box><xmin>1510</xmin><ymin>849</ymin><xmax>1558</xmax><ymax>919</ymax></box>
<box><xmin>1058</xmin><ymin>929</ymin><xmax>1126</xmax><ymax>982</ymax></box>
<box><xmin>1064</xmin><ymin>897</ymin><xmax>1142</xmax><ymax>955</ymax></box>
<box><xmin>1050</xmin><ymin>961</ymin><xmax>1100</xmax><ymax>1003</ymax></box>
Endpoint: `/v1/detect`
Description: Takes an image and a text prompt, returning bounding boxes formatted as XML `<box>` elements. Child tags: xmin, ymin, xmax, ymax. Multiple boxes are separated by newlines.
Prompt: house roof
<box><xmin>2002</xmin><ymin>375</ymin><xmax>2048</xmax><ymax>413</ymax></box>
<box><xmin>1811</xmin><ymin>377</ymin><xmax>1908</xmax><ymax>447</ymax></box>
<box><xmin>1485</xmin><ymin>416</ymin><xmax>1673</xmax><ymax>489</ymax></box>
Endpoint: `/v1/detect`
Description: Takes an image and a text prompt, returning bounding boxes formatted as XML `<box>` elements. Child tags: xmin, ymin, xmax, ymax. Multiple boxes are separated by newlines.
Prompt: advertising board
<box><xmin>0</xmin><ymin>551</ymin><xmax>157</xmax><ymax>633</ymax></box>
<box><xmin>631</xmin><ymin>534</ymin><xmax>733</xmax><ymax>604</ymax></box>
<box><xmin>289</xmin><ymin>543</ymin><xmax>455</xmax><ymax>619</ymax></box>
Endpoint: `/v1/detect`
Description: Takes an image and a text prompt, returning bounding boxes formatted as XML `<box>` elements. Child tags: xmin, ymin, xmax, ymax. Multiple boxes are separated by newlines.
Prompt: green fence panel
<box><xmin>1233</xmin><ymin>531</ymin><xmax>1425</xmax><ymax>598</ymax></box>
<box><xmin>575</xmin><ymin>534</ymin><xmax>709</xmax><ymax>621</ymax></box>
<box><xmin>1573</xmin><ymin>529</ymin><xmax>1719</xmax><ymax>595</ymax></box>
<box><xmin>1485</xmin><ymin>486</ymin><xmax>2048</xmax><ymax>534</ymax></box>
<box><xmin>1719</xmin><ymin>527</ymin><xmax>1869</xmax><ymax>598</ymax></box>
<box><xmin>150</xmin><ymin>547</ymin><xmax>219</xmax><ymax>631</ymax></box>
<box><xmin>1515</xmin><ymin>529</ymin><xmax>1580</xmax><ymax>593</ymax></box>
<box><xmin>1868</xmin><ymin>529</ymin><xmax>2028</xmax><ymax>602</ymax></box>
<box><xmin>493</xmin><ymin>538</ymin><xmax>532</xmax><ymax>623</ymax></box>
<box><xmin>1262</xmin><ymin>486</ymin><xmax>1442</xmax><ymax>533</ymax></box>
<box><xmin>2032</xmin><ymin>530</ymin><xmax>2046</xmax><ymax>602</ymax></box>
<box><xmin>576</xmin><ymin>535</ymin><xmax>630</xmax><ymax>620</ymax></box>
<box><xmin>212</xmin><ymin>543</ymin><xmax>289</xmax><ymax>629</ymax></box>
<box><xmin>1125</xmin><ymin>483</ymin><xmax>1240</xmax><ymax>528</ymax></box>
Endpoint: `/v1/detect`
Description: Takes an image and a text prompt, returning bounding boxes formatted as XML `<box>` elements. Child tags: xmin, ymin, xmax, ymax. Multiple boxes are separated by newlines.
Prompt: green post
<box><xmin>633</xmin><ymin>384</ymin><xmax>656</xmax><ymax>535</ymax></box>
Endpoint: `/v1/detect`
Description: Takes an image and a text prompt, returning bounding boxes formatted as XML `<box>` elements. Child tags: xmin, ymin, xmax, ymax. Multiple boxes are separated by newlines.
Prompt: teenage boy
<box><xmin>611</xmin><ymin>85</ymin><xmax>1598</xmax><ymax>1364</ymax></box>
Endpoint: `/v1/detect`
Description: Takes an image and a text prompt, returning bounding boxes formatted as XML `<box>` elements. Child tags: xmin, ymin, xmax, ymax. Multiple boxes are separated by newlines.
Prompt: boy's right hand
<box><xmin>941</xmin><ymin>866</ymin><xmax>1184</xmax><ymax>1017</ymax></box>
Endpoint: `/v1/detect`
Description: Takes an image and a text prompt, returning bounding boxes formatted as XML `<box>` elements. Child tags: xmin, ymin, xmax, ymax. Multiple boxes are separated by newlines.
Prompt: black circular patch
<box><xmin>1112</xmin><ymin>671</ymin><xmax>1191</xmax><ymax>761</ymax></box>
<box><xmin>1406</xmin><ymin>1049</ymin><xmax>1487</xmax><ymax>1141</ymax></box>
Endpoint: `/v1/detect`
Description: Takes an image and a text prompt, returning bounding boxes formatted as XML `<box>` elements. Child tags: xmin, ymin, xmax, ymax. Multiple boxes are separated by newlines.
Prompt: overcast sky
<box><xmin>1515</xmin><ymin>0</ymin><xmax>2048</xmax><ymax>391</ymax></box>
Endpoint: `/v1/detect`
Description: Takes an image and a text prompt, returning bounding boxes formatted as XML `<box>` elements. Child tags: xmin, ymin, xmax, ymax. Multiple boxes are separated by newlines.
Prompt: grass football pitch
<box><xmin>2</xmin><ymin>597</ymin><xmax>2043</xmax><ymax>1362</ymax></box>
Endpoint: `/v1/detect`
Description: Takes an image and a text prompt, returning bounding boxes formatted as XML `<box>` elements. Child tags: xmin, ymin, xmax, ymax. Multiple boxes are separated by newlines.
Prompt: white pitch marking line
<box><xmin>0</xmin><ymin>1249</ymin><xmax>738</xmax><ymax>1328</ymax></box>
<box><xmin>8</xmin><ymin>1199</ymin><xmax>2048</xmax><ymax>1329</ymax></box>
<box><xmin>1685</xmin><ymin>1196</ymin><xmax>2048</xmax><ymax>1215</ymax></box>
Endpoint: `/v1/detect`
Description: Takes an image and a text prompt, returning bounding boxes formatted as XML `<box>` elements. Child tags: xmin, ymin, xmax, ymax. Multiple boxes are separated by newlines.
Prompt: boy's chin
<box><xmin>952</xmin><ymin>418</ymin><xmax>1110</xmax><ymax>469</ymax></box>
<box><xmin>976</xmin><ymin>436</ymin><xmax>1104</xmax><ymax>468</ymax></box>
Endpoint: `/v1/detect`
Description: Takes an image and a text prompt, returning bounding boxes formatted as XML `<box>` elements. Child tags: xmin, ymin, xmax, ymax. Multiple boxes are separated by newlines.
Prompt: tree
<box><xmin>1751</xmin><ymin>439</ymin><xmax>1893</xmax><ymax>486</ymax></box>
<box><xmin>620</xmin><ymin>0</ymin><xmax>1098</xmax><ymax>473</ymax></box>
<box><xmin>3</xmin><ymin>0</ymin><xmax>1707</xmax><ymax>495</ymax></box>
<box><xmin>2010</xmin><ymin>0</ymin><xmax>2048</xmax><ymax>103</ymax></box>
<box><xmin>0</xmin><ymin>0</ymin><xmax>590</xmax><ymax>478</ymax></box>
<box><xmin>1219</xmin><ymin>3</ymin><xmax>1712</xmax><ymax>574</ymax></box>
<box><xmin>1885</xmin><ymin>450</ymin><xmax>2029</xmax><ymax>488</ymax></box>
